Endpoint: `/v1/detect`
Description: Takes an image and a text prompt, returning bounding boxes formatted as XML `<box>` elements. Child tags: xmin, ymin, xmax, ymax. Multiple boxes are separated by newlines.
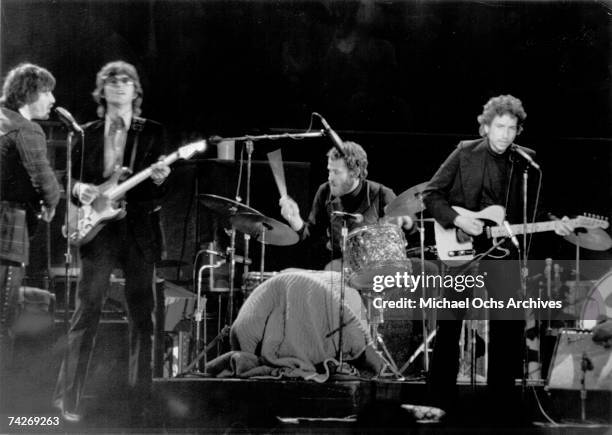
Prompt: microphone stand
<box><xmin>521</xmin><ymin>167</ymin><xmax>530</xmax><ymax>392</ymax></box>
<box><xmin>62</xmin><ymin>129</ymin><xmax>82</xmax><ymax>410</ymax></box>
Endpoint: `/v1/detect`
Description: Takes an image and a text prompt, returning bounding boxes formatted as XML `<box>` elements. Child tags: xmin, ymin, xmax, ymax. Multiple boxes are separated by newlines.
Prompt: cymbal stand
<box><xmin>241</xmin><ymin>140</ymin><xmax>254</xmax><ymax>288</ymax></box>
<box><xmin>228</xmin><ymin>227</ymin><xmax>237</xmax><ymax>322</ymax></box>
<box><xmin>574</xmin><ymin>233</ymin><xmax>581</xmax><ymax>321</ymax></box>
<box><xmin>258</xmin><ymin>225</ymin><xmax>268</xmax><ymax>285</ymax></box>
<box><xmin>416</xmin><ymin>193</ymin><xmax>430</xmax><ymax>372</ymax></box>
<box><xmin>338</xmin><ymin>219</ymin><xmax>348</xmax><ymax>367</ymax></box>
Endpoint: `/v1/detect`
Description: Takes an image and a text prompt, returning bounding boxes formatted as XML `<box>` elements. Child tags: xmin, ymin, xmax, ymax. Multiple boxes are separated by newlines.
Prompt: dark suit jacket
<box><xmin>423</xmin><ymin>138</ymin><xmax>537</xmax><ymax>228</ymax></box>
<box><xmin>299</xmin><ymin>179</ymin><xmax>396</xmax><ymax>260</ymax></box>
<box><xmin>72</xmin><ymin>116</ymin><xmax>168</xmax><ymax>262</ymax></box>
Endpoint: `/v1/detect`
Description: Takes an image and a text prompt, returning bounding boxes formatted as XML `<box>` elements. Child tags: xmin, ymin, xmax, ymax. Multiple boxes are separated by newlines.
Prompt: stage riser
<box><xmin>153</xmin><ymin>378</ymin><xmax>366</xmax><ymax>428</ymax></box>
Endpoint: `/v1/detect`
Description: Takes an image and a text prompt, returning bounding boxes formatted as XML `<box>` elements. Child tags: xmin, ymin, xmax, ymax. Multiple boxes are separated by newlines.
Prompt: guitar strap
<box><xmin>128</xmin><ymin>117</ymin><xmax>145</xmax><ymax>172</ymax></box>
<box><xmin>503</xmin><ymin>158</ymin><xmax>515</xmax><ymax>213</ymax></box>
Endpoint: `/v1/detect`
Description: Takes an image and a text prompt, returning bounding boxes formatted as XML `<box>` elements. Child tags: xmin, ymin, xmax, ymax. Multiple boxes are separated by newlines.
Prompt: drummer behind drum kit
<box><xmin>187</xmin><ymin>176</ymin><xmax>436</xmax><ymax>377</ymax></box>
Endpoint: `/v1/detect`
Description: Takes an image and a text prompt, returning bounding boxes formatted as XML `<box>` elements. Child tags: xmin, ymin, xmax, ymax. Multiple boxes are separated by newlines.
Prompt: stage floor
<box><xmin>2</xmin><ymin>372</ymin><xmax>610</xmax><ymax>434</ymax></box>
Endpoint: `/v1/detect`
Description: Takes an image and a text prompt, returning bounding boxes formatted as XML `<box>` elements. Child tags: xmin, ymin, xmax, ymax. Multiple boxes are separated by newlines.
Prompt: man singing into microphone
<box><xmin>423</xmin><ymin>94</ymin><xmax>573</xmax><ymax>424</ymax></box>
<box><xmin>280</xmin><ymin>141</ymin><xmax>412</xmax><ymax>269</ymax></box>
<box><xmin>53</xmin><ymin>61</ymin><xmax>170</xmax><ymax>423</ymax></box>
<box><xmin>0</xmin><ymin>63</ymin><xmax>60</xmax><ymax>374</ymax></box>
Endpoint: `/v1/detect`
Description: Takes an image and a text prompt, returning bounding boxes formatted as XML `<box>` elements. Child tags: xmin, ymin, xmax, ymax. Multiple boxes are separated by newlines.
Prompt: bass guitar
<box><xmin>64</xmin><ymin>140</ymin><xmax>206</xmax><ymax>246</ymax></box>
<box><xmin>434</xmin><ymin>205</ymin><xmax>609</xmax><ymax>266</ymax></box>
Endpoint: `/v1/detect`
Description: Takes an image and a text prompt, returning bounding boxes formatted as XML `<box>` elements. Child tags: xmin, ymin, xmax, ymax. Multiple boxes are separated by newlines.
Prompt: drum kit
<box><xmin>184</xmin><ymin>180</ymin><xmax>436</xmax><ymax>376</ymax></box>
<box><xmin>187</xmin><ymin>179</ymin><xmax>612</xmax><ymax>379</ymax></box>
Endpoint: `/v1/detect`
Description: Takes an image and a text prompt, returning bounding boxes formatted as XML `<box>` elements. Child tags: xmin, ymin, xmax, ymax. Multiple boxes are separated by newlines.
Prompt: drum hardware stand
<box><xmin>579</xmin><ymin>351</ymin><xmax>593</xmax><ymax>421</ymax></box>
<box><xmin>355</xmin><ymin>290</ymin><xmax>405</xmax><ymax>379</ymax></box>
<box><xmin>417</xmin><ymin>193</ymin><xmax>430</xmax><ymax>373</ymax></box>
<box><xmin>204</xmin><ymin>247</ymin><xmax>252</xmax><ymax>356</ymax></box>
<box><xmin>258</xmin><ymin>225</ymin><xmax>268</xmax><ymax>285</ymax></box>
<box><xmin>241</xmin><ymin>140</ymin><xmax>254</xmax><ymax>291</ymax></box>
<box><xmin>338</xmin><ymin>219</ymin><xmax>349</xmax><ymax>370</ymax></box>
<box><xmin>573</xmin><ymin>232</ymin><xmax>581</xmax><ymax>321</ymax></box>
<box><xmin>182</xmin><ymin>259</ymin><xmax>225</xmax><ymax>376</ymax></box>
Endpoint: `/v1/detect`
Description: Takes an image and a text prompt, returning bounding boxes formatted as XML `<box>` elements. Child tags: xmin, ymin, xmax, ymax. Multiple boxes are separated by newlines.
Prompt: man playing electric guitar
<box><xmin>423</xmin><ymin>95</ymin><xmax>574</xmax><ymax>425</ymax></box>
<box><xmin>54</xmin><ymin>61</ymin><xmax>170</xmax><ymax>423</ymax></box>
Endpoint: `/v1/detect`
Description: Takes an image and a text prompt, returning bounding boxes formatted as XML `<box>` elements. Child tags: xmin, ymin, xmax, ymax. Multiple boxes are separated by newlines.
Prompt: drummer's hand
<box><xmin>382</xmin><ymin>215</ymin><xmax>413</xmax><ymax>231</ymax></box>
<box><xmin>279</xmin><ymin>195</ymin><xmax>304</xmax><ymax>231</ymax></box>
<box><xmin>454</xmin><ymin>215</ymin><xmax>483</xmax><ymax>236</ymax></box>
<box><xmin>554</xmin><ymin>216</ymin><xmax>574</xmax><ymax>236</ymax></box>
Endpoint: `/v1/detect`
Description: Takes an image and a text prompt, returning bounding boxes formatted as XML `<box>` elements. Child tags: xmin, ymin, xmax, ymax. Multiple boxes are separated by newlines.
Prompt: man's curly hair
<box><xmin>477</xmin><ymin>94</ymin><xmax>527</xmax><ymax>136</ymax></box>
<box><xmin>327</xmin><ymin>141</ymin><xmax>369</xmax><ymax>180</ymax></box>
<box><xmin>0</xmin><ymin>63</ymin><xmax>55</xmax><ymax>111</ymax></box>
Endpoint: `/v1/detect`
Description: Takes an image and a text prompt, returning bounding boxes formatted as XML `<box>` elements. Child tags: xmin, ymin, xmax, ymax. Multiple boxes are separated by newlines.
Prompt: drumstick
<box><xmin>267</xmin><ymin>149</ymin><xmax>288</xmax><ymax>199</ymax></box>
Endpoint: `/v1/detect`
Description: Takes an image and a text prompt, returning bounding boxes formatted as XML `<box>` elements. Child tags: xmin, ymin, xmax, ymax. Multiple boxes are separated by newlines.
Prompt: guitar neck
<box><xmin>107</xmin><ymin>152</ymin><xmax>179</xmax><ymax>200</ymax></box>
<box><xmin>490</xmin><ymin>219</ymin><xmax>576</xmax><ymax>238</ymax></box>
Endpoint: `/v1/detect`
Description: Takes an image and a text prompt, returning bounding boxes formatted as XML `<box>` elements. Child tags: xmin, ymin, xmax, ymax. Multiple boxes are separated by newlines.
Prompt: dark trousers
<box><xmin>54</xmin><ymin>220</ymin><xmax>154</xmax><ymax>413</ymax></box>
<box><xmin>428</xmin><ymin>259</ymin><xmax>525</xmax><ymax>410</ymax></box>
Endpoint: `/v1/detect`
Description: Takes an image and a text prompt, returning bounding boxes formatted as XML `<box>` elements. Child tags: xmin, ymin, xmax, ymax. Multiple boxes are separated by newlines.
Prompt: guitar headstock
<box><xmin>177</xmin><ymin>140</ymin><xmax>207</xmax><ymax>160</ymax></box>
<box><xmin>576</xmin><ymin>213</ymin><xmax>610</xmax><ymax>230</ymax></box>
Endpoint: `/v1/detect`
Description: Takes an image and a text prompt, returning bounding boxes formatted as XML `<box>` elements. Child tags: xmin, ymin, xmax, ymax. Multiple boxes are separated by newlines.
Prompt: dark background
<box><xmin>2</xmin><ymin>0</ymin><xmax>612</xmax><ymax>278</ymax></box>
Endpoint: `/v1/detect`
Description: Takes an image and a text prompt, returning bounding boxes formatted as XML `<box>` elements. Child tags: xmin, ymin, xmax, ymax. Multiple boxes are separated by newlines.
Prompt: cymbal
<box><xmin>564</xmin><ymin>228</ymin><xmax>612</xmax><ymax>251</ymax></box>
<box><xmin>385</xmin><ymin>181</ymin><xmax>429</xmax><ymax>218</ymax></box>
<box><xmin>230</xmin><ymin>212</ymin><xmax>299</xmax><ymax>246</ymax></box>
<box><xmin>199</xmin><ymin>194</ymin><xmax>262</xmax><ymax>217</ymax></box>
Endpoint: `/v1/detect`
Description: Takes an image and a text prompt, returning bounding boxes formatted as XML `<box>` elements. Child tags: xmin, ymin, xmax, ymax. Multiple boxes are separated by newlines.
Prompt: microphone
<box><xmin>317</xmin><ymin>114</ymin><xmax>345</xmax><ymax>157</ymax></box>
<box><xmin>512</xmin><ymin>144</ymin><xmax>540</xmax><ymax>170</ymax></box>
<box><xmin>503</xmin><ymin>220</ymin><xmax>520</xmax><ymax>249</ymax></box>
<box><xmin>331</xmin><ymin>211</ymin><xmax>363</xmax><ymax>223</ymax></box>
<box><xmin>55</xmin><ymin>107</ymin><xmax>83</xmax><ymax>134</ymax></box>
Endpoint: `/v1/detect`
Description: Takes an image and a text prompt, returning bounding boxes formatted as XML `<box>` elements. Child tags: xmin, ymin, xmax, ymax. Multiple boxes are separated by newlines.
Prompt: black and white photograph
<box><xmin>1</xmin><ymin>0</ymin><xmax>611</xmax><ymax>433</ymax></box>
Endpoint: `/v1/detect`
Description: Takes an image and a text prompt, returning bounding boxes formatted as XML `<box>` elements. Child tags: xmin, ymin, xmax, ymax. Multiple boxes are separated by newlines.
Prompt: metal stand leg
<box><xmin>363</xmin><ymin>293</ymin><xmax>404</xmax><ymax>379</ymax></box>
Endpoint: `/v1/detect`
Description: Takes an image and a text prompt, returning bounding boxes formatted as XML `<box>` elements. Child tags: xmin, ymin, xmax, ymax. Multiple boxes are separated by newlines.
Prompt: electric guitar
<box><xmin>434</xmin><ymin>205</ymin><xmax>609</xmax><ymax>266</ymax></box>
<box><xmin>63</xmin><ymin>140</ymin><xmax>207</xmax><ymax>246</ymax></box>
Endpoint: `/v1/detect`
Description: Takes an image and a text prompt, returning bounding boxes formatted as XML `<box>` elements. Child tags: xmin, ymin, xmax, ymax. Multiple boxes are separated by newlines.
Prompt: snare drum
<box><xmin>242</xmin><ymin>271</ymin><xmax>278</xmax><ymax>296</ymax></box>
<box><xmin>580</xmin><ymin>271</ymin><xmax>612</xmax><ymax>330</ymax></box>
<box><xmin>345</xmin><ymin>223</ymin><xmax>411</xmax><ymax>290</ymax></box>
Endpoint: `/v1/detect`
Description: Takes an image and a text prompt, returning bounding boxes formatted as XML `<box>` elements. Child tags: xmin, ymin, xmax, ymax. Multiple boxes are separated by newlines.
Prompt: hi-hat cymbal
<box><xmin>230</xmin><ymin>212</ymin><xmax>299</xmax><ymax>246</ymax></box>
<box><xmin>199</xmin><ymin>194</ymin><xmax>262</xmax><ymax>217</ymax></box>
<box><xmin>564</xmin><ymin>228</ymin><xmax>612</xmax><ymax>251</ymax></box>
<box><xmin>385</xmin><ymin>181</ymin><xmax>429</xmax><ymax>218</ymax></box>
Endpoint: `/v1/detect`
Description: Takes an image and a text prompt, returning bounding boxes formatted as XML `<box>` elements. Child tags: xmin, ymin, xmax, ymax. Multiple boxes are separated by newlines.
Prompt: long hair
<box><xmin>0</xmin><ymin>63</ymin><xmax>55</xmax><ymax>111</ymax></box>
<box><xmin>327</xmin><ymin>141</ymin><xmax>369</xmax><ymax>180</ymax></box>
<box><xmin>477</xmin><ymin>94</ymin><xmax>527</xmax><ymax>136</ymax></box>
<box><xmin>92</xmin><ymin>60</ymin><xmax>143</xmax><ymax>118</ymax></box>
